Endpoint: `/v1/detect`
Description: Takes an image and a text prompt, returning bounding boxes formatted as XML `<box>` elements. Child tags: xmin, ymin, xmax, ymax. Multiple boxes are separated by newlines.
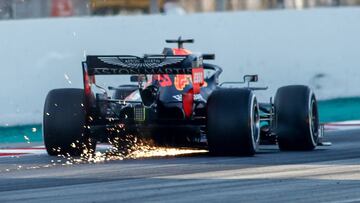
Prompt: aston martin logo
<box><xmin>98</xmin><ymin>56</ymin><xmax>186</xmax><ymax>69</ymax></box>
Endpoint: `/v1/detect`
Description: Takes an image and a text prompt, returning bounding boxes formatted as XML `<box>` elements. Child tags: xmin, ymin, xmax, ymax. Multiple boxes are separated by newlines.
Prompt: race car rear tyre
<box><xmin>207</xmin><ymin>88</ymin><xmax>260</xmax><ymax>156</ymax></box>
<box><xmin>275</xmin><ymin>85</ymin><xmax>319</xmax><ymax>151</ymax></box>
<box><xmin>43</xmin><ymin>88</ymin><xmax>96</xmax><ymax>156</ymax></box>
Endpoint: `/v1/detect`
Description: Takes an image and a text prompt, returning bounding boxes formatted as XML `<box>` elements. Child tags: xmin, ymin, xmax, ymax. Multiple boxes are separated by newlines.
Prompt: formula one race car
<box><xmin>43</xmin><ymin>37</ymin><xmax>324</xmax><ymax>157</ymax></box>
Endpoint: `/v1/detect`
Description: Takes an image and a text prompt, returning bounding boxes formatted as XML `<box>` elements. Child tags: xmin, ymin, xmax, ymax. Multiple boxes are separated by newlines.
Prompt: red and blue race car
<box><xmin>43</xmin><ymin>38</ymin><xmax>324</xmax><ymax>157</ymax></box>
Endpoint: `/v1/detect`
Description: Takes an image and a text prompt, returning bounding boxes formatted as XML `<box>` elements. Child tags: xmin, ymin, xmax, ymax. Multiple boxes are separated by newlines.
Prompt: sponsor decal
<box><xmin>173</xmin><ymin>71</ymin><xmax>206</xmax><ymax>91</ymax></box>
<box><xmin>88</xmin><ymin>55</ymin><xmax>203</xmax><ymax>75</ymax></box>
<box><xmin>191</xmin><ymin>67</ymin><xmax>204</xmax><ymax>94</ymax></box>
<box><xmin>98</xmin><ymin>56</ymin><xmax>186</xmax><ymax>68</ymax></box>
<box><xmin>192</xmin><ymin>68</ymin><xmax>204</xmax><ymax>84</ymax></box>
<box><xmin>91</xmin><ymin>67</ymin><xmax>193</xmax><ymax>75</ymax></box>
<box><xmin>174</xmin><ymin>75</ymin><xmax>192</xmax><ymax>91</ymax></box>
<box><xmin>173</xmin><ymin>94</ymin><xmax>205</xmax><ymax>101</ymax></box>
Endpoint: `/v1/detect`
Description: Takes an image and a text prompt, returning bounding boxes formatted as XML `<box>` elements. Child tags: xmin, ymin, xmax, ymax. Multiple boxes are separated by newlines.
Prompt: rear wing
<box><xmin>84</xmin><ymin>54</ymin><xmax>204</xmax><ymax>75</ymax></box>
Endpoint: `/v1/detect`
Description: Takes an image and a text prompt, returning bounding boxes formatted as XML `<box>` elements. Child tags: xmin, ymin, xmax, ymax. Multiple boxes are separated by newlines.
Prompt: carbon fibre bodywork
<box><xmin>86</xmin><ymin>61</ymin><xmax>222</xmax><ymax>147</ymax></box>
<box><xmin>80</xmin><ymin>39</ymin><xmax>324</xmax><ymax>149</ymax></box>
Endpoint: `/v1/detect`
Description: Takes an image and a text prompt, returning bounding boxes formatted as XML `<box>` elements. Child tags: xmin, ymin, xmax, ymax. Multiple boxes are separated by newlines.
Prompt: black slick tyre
<box><xmin>207</xmin><ymin>88</ymin><xmax>260</xmax><ymax>156</ymax></box>
<box><xmin>275</xmin><ymin>85</ymin><xmax>319</xmax><ymax>151</ymax></box>
<box><xmin>43</xmin><ymin>88</ymin><xmax>96</xmax><ymax>156</ymax></box>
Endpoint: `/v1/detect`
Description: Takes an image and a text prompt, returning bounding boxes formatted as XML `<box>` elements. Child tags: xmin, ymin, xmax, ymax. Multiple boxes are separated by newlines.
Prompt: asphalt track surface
<box><xmin>0</xmin><ymin>130</ymin><xmax>360</xmax><ymax>202</ymax></box>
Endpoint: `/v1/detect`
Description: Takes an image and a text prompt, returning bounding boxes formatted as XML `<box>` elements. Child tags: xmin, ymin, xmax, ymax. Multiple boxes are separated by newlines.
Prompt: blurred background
<box><xmin>0</xmin><ymin>0</ymin><xmax>359</xmax><ymax>143</ymax></box>
<box><xmin>0</xmin><ymin>0</ymin><xmax>359</xmax><ymax>20</ymax></box>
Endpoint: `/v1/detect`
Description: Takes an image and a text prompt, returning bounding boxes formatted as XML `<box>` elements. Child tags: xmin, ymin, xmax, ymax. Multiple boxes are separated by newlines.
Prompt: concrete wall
<box><xmin>0</xmin><ymin>7</ymin><xmax>359</xmax><ymax>126</ymax></box>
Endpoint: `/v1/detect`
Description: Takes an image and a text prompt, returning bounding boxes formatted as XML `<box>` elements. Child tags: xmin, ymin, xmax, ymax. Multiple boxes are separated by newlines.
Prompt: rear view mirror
<box><xmin>202</xmin><ymin>54</ymin><xmax>215</xmax><ymax>60</ymax></box>
<box><xmin>244</xmin><ymin>75</ymin><xmax>258</xmax><ymax>83</ymax></box>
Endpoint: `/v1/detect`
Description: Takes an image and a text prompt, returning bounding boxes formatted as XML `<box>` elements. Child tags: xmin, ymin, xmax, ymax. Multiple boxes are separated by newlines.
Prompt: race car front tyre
<box><xmin>43</xmin><ymin>88</ymin><xmax>96</xmax><ymax>156</ymax></box>
<box><xmin>275</xmin><ymin>85</ymin><xmax>319</xmax><ymax>151</ymax></box>
<box><xmin>207</xmin><ymin>88</ymin><xmax>260</xmax><ymax>156</ymax></box>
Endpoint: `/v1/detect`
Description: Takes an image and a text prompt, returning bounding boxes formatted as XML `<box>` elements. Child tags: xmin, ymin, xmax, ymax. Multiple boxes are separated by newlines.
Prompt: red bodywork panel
<box><xmin>172</xmin><ymin>48</ymin><xmax>204</xmax><ymax>118</ymax></box>
<box><xmin>182</xmin><ymin>91</ymin><xmax>194</xmax><ymax>118</ymax></box>
<box><xmin>83</xmin><ymin>64</ymin><xmax>96</xmax><ymax>114</ymax></box>
<box><xmin>191</xmin><ymin>67</ymin><xmax>204</xmax><ymax>94</ymax></box>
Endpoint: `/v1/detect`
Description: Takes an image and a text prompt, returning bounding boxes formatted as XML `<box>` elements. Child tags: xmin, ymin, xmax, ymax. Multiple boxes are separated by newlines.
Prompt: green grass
<box><xmin>0</xmin><ymin>97</ymin><xmax>360</xmax><ymax>143</ymax></box>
